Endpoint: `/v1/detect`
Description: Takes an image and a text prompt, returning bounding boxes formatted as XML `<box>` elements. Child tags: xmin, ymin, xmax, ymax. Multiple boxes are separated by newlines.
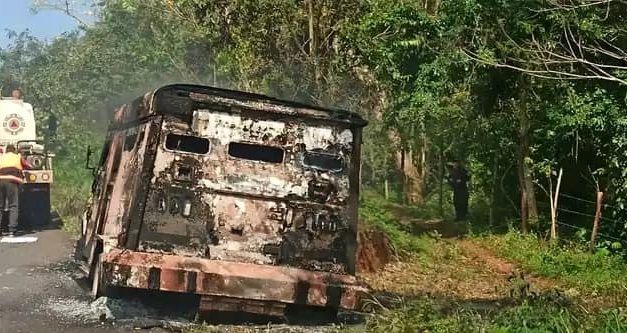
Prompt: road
<box><xmin>0</xmin><ymin>226</ymin><xmax>178</xmax><ymax>333</ymax></box>
<box><xmin>0</xmin><ymin>226</ymin><xmax>355</xmax><ymax>333</ymax></box>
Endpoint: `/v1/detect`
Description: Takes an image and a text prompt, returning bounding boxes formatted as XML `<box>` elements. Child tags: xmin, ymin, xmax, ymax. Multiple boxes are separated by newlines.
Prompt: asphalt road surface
<box><xmin>0</xmin><ymin>226</ymin><xmax>179</xmax><ymax>333</ymax></box>
<box><xmin>0</xmin><ymin>225</ymin><xmax>354</xmax><ymax>333</ymax></box>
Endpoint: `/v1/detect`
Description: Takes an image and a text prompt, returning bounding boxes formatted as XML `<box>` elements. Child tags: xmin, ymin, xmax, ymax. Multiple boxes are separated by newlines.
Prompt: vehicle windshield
<box><xmin>302</xmin><ymin>150</ymin><xmax>343</xmax><ymax>172</ymax></box>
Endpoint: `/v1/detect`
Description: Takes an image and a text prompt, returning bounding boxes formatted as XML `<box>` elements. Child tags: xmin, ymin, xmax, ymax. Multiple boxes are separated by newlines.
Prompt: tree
<box><xmin>465</xmin><ymin>0</ymin><xmax>627</xmax><ymax>85</ymax></box>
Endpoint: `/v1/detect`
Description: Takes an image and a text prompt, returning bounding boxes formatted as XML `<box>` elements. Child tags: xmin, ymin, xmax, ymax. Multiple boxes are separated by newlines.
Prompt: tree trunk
<box><xmin>517</xmin><ymin>145</ymin><xmax>537</xmax><ymax>232</ymax></box>
<box><xmin>397</xmin><ymin>147</ymin><xmax>424</xmax><ymax>205</ymax></box>
<box><xmin>308</xmin><ymin>0</ymin><xmax>315</xmax><ymax>56</ymax></box>
<box><xmin>384</xmin><ymin>178</ymin><xmax>390</xmax><ymax>200</ymax></box>
<box><xmin>516</xmin><ymin>79</ymin><xmax>538</xmax><ymax>232</ymax></box>
<box><xmin>489</xmin><ymin>155</ymin><xmax>498</xmax><ymax>229</ymax></box>
<box><xmin>369</xmin><ymin>153</ymin><xmax>376</xmax><ymax>184</ymax></box>
<box><xmin>519</xmin><ymin>169</ymin><xmax>529</xmax><ymax>233</ymax></box>
<box><xmin>524</xmin><ymin>167</ymin><xmax>538</xmax><ymax>222</ymax></box>
<box><xmin>517</xmin><ymin>138</ymin><xmax>527</xmax><ymax>231</ymax></box>
<box><xmin>425</xmin><ymin>0</ymin><xmax>442</xmax><ymax>14</ymax></box>
<box><xmin>383</xmin><ymin>151</ymin><xmax>390</xmax><ymax>200</ymax></box>
<box><xmin>438</xmin><ymin>151</ymin><xmax>444</xmax><ymax>217</ymax></box>
<box><xmin>307</xmin><ymin>0</ymin><xmax>321</xmax><ymax>85</ymax></box>
<box><xmin>590</xmin><ymin>191</ymin><xmax>604</xmax><ymax>252</ymax></box>
<box><xmin>359</xmin><ymin>154</ymin><xmax>363</xmax><ymax>199</ymax></box>
<box><xmin>421</xmin><ymin>143</ymin><xmax>427</xmax><ymax>194</ymax></box>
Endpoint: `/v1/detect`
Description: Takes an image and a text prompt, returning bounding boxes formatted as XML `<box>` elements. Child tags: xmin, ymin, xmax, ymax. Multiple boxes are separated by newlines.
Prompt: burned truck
<box><xmin>75</xmin><ymin>84</ymin><xmax>368</xmax><ymax>316</ymax></box>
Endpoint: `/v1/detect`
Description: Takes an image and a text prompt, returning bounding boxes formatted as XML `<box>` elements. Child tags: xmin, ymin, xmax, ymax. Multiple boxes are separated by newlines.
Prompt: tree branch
<box><xmin>462</xmin><ymin>49</ymin><xmax>627</xmax><ymax>85</ymax></box>
<box><xmin>33</xmin><ymin>0</ymin><xmax>94</xmax><ymax>27</ymax></box>
<box><xmin>531</xmin><ymin>0</ymin><xmax>626</xmax><ymax>13</ymax></box>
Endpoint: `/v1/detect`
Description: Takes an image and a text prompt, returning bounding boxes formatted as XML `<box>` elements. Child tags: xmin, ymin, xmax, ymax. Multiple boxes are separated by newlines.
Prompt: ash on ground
<box><xmin>43</xmin><ymin>296</ymin><xmax>193</xmax><ymax>330</ymax></box>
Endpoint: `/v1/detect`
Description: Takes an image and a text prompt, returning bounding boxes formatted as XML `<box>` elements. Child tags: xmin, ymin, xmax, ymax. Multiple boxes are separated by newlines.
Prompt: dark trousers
<box><xmin>453</xmin><ymin>189</ymin><xmax>469</xmax><ymax>221</ymax></box>
<box><xmin>0</xmin><ymin>181</ymin><xmax>19</xmax><ymax>233</ymax></box>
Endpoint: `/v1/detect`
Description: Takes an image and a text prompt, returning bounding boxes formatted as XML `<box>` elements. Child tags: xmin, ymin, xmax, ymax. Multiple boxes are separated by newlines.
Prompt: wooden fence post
<box><xmin>550</xmin><ymin>168</ymin><xmax>563</xmax><ymax>240</ymax></box>
<box><xmin>590</xmin><ymin>191</ymin><xmax>604</xmax><ymax>252</ymax></box>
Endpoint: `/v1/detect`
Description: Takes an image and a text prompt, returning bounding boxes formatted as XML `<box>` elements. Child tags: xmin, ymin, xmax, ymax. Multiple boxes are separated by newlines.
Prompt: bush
<box><xmin>51</xmin><ymin>156</ymin><xmax>93</xmax><ymax>235</ymax></box>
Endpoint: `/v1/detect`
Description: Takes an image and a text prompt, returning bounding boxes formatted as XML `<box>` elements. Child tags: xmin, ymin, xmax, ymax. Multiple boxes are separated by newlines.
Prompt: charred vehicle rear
<box><xmin>75</xmin><ymin>84</ymin><xmax>367</xmax><ymax>316</ymax></box>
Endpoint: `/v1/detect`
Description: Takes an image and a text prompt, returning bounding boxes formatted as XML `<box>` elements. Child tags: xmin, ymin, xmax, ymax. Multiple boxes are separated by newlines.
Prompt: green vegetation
<box><xmin>52</xmin><ymin>157</ymin><xmax>94</xmax><ymax>234</ymax></box>
<box><xmin>482</xmin><ymin>231</ymin><xmax>627</xmax><ymax>295</ymax></box>
<box><xmin>359</xmin><ymin>298</ymin><xmax>627</xmax><ymax>333</ymax></box>
<box><xmin>357</xmin><ymin>193</ymin><xmax>627</xmax><ymax>332</ymax></box>
<box><xmin>360</xmin><ymin>191</ymin><xmax>435</xmax><ymax>254</ymax></box>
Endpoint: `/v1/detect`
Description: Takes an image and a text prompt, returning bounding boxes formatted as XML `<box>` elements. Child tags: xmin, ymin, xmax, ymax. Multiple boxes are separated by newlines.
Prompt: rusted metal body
<box><xmin>76</xmin><ymin>84</ymin><xmax>367</xmax><ymax>315</ymax></box>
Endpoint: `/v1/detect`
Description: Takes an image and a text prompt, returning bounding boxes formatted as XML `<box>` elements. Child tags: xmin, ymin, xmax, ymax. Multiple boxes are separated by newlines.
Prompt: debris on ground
<box><xmin>43</xmin><ymin>296</ymin><xmax>193</xmax><ymax>329</ymax></box>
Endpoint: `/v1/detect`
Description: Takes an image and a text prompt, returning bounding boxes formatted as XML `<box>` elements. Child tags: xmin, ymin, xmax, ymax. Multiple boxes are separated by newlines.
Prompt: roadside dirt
<box><xmin>360</xmin><ymin>239</ymin><xmax>519</xmax><ymax>303</ymax></box>
<box><xmin>359</xmin><ymin>212</ymin><xmax>564</xmax><ymax>311</ymax></box>
<box><xmin>357</xmin><ymin>228</ymin><xmax>394</xmax><ymax>273</ymax></box>
<box><xmin>457</xmin><ymin>239</ymin><xmax>560</xmax><ymax>292</ymax></box>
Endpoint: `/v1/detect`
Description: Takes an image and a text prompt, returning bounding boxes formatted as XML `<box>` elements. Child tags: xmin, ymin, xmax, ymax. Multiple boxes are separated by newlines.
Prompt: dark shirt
<box><xmin>448</xmin><ymin>166</ymin><xmax>470</xmax><ymax>192</ymax></box>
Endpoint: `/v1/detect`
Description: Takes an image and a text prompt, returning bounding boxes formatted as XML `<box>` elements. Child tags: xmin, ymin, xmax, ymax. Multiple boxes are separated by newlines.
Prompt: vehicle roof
<box><xmin>151</xmin><ymin>84</ymin><xmax>368</xmax><ymax>128</ymax></box>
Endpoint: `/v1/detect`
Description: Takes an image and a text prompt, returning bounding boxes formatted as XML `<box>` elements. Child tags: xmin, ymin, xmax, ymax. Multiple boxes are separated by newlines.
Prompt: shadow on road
<box><xmin>0</xmin><ymin>209</ymin><xmax>63</xmax><ymax>234</ymax></box>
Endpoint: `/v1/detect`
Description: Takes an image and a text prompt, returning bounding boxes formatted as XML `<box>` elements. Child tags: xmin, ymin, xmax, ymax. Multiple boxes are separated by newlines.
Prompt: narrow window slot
<box><xmin>165</xmin><ymin>133</ymin><xmax>210</xmax><ymax>154</ymax></box>
<box><xmin>228</xmin><ymin>142</ymin><xmax>284</xmax><ymax>163</ymax></box>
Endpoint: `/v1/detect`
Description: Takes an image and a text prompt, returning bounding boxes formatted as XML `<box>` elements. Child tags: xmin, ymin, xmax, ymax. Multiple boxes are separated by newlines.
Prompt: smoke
<box><xmin>88</xmin><ymin>69</ymin><xmax>227</xmax><ymax>131</ymax></box>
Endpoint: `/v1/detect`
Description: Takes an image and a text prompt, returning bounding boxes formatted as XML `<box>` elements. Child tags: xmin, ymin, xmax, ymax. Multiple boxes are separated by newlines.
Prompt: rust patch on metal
<box><xmin>102</xmin><ymin>248</ymin><xmax>366</xmax><ymax>310</ymax></box>
<box><xmin>199</xmin><ymin>296</ymin><xmax>286</xmax><ymax>317</ymax></box>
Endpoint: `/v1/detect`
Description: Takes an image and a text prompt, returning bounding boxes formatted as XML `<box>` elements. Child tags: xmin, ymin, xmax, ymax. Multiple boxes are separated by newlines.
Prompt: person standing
<box><xmin>0</xmin><ymin>145</ymin><xmax>31</xmax><ymax>237</ymax></box>
<box><xmin>447</xmin><ymin>160</ymin><xmax>470</xmax><ymax>221</ymax></box>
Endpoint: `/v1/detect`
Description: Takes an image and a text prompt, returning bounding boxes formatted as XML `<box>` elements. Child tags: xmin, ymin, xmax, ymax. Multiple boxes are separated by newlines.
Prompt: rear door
<box><xmin>137</xmin><ymin>109</ymin><xmax>356</xmax><ymax>269</ymax></box>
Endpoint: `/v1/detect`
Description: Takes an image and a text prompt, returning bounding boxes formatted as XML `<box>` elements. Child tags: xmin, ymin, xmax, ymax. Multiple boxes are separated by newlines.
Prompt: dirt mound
<box><xmin>357</xmin><ymin>228</ymin><xmax>395</xmax><ymax>273</ymax></box>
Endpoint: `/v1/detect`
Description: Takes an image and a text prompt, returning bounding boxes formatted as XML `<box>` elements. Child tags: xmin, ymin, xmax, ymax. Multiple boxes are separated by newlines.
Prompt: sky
<box><xmin>0</xmin><ymin>0</ymin><xmax>79</xmax><ymax>47</ymax></box>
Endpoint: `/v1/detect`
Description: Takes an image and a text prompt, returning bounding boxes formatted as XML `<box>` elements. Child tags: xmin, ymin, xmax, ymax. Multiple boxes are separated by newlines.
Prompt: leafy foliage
<box><xmin>1</xmin><ymin>0</ymin><xmax>627</xmax><ymax>274</ymax></box>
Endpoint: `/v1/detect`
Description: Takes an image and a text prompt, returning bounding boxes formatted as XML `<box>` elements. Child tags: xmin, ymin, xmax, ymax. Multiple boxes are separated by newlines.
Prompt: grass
<box><xmin>353</xmin><ymin>293</ymin><xmax>627</xmax><ymax>333</ymax></box>
<box><xmin>361</xmin><ymin>190</ymin><xmax>627</xmax><ymax>299</ymax></box>
<box><xmin>358</xmin><ymin>190</ymin><xmax>627</xmax><ymax>332</ymax></box>
<box><xmin>47</xmin><ymin>179</ymin><xmax>627</xmax><ymax>332</ymax></box>
<box><xmin>479</xmin><ymin>231</ymin><xmax>627</xmax><ymax>296</ymax></box>
<box><xmin>359</xmin><ymin>190</ymin><xmax>444</xmax><ymax>255</ymax></box>
<box><xmin>181</xmin><ymin>196</ymin><xmax>627</xmax><ymax>332</ymax></box>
